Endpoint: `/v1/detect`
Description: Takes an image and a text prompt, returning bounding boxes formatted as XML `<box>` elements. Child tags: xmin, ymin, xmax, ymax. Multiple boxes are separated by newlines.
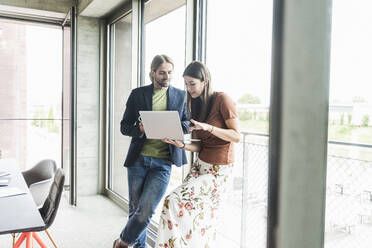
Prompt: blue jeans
<box><xmin>120</xmin><ymin>155</ymin><xmax>172</xmax><ymax>248</ymax></box>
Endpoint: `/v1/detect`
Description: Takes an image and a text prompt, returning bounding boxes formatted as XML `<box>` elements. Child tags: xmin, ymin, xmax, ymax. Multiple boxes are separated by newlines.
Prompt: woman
<box><xmin>155</xmin><ymin>61</ymin><xmax>240</xmax><ymax>248</ymax></box>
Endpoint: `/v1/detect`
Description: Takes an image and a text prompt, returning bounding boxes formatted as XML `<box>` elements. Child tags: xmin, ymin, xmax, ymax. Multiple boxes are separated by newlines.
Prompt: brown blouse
<box><xmin>194</xmin><ymin>92</ymin><xmax>238</xmax><ymax>165</ymax></box>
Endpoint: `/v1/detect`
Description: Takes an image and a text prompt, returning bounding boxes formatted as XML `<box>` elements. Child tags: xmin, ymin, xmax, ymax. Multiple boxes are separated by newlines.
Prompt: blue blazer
<box><xmin>120</xmin><ymin>84</ymin><xmax>190</xmax><ymax>167</ymax></box>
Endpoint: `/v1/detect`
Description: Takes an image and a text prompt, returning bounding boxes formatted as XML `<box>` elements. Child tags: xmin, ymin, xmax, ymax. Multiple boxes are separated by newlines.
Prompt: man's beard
<box><xmin>156</xmin><ymin>78</ymin><xmax>169</xmax><ymax>88</ymax></box>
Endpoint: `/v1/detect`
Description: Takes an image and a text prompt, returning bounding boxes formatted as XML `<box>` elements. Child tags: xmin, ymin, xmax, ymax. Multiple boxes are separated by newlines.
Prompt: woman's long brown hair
<box><xmin>183</xmin><ymin>61</ymin><xmax>215</xmax><ymax>122</ymax></box>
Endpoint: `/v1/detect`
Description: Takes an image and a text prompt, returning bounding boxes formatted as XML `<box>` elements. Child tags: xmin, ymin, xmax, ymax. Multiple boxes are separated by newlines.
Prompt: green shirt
<box><xmin>141</xmin><ymin>87</ymin><xmax>170</xmax><ymax>159</ymax></box>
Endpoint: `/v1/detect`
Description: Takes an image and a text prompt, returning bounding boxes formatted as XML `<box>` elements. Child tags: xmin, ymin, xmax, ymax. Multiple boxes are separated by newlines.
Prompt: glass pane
<box><xmin>325</xmin><ymin>1</ymin><xmax>372</xmax><ymax>247</ymax></box>
<box><xmin>0</xmin><ymin>120</ymin><xmax>61</xmax><ymax>170</ymax></box>
<box><xmin>110</xmin><ymin>13</ymin><xmax>133</xmax><ymax>199</ymax></box>
<box><xmin>0</xmin><ymin>20</ymin><xmax>62</xmax><ymax>119</ymax></box>
<box><xmin>63</xmin><ymin>26</ymin><xmax>71</xmax><ymax>120</ymax></box>
<box><xmin>0</xmin><ymin>19</ymin><xmax>63</xmax><ymax>170</ymax></box>
<box><xmin>143</xmin><ymin>0</ymin><xmax>187</xmax><ymax>224</ymax></box>
<box><xmin>62</xmin><ymin>26</ymin><xmax>71</xmax><ymax>185</ymax></box>
<box><xmin>206</xmin><ymin>1</ymin><xmax>273</xmax><ymax>247</ymax></box>
<box><xmin>144</xmin><ymin>2</ymin><xmax>186</xmax><ymax>90</ymax></box>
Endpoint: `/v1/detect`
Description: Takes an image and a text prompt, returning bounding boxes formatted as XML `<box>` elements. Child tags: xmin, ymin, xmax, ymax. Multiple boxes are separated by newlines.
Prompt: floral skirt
<box><xmin>155</xmin><ymin>158</ymin><xmax>233</xmax><ymax>248</ymax></box>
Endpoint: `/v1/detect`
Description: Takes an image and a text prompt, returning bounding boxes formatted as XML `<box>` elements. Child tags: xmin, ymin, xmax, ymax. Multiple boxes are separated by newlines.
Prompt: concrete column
<box><xmin>268</xmin><ymin>0</ymin><xmax>332</xmax><ymax>247</ymax></box>
<box><xmin>76</xmin><ymin>16</ymin><xmax>100</xmax><ymax>195</ymax></box>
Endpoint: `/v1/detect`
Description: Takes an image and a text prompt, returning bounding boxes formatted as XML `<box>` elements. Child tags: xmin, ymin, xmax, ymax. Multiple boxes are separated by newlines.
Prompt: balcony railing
<box><xmin>217</xmin><ymin>132</ymin><xmax>372</xmax><ymax>248</ymax></box>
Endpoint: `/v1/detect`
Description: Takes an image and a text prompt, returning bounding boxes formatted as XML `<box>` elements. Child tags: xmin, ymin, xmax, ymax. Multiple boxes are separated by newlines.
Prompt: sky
<box><xmin>206</xmin><ymin>0</ymin><xmax>273</xmax><ymax>105</ymax></box>
<box><xmin>329</xmin><ymin>0</ymin><xmax>372</xmax><ymax>104</ymax></box>
<box><xmin>145</xmin><ymin>6</ymin><xmax>186</xmax><ymax>90</ymax></box>
<box><xmin>26</xmin><ymin>25</ymin><xmax>62</xmax><ymax>116</ymax></box>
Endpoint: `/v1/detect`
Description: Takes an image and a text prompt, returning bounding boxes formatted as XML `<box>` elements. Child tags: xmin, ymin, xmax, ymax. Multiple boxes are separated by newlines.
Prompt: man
<box><xmin>113</xmin><ymin>55</ymin><xmax>189</xmax><ymax>248</ymax></box>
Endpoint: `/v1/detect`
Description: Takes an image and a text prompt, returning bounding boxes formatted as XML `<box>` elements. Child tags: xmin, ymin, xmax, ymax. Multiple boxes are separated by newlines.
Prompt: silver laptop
<box><xmin>139</xmin><ymin>111</ymin><xmax>200</xmax><ymax>141</ymax></box>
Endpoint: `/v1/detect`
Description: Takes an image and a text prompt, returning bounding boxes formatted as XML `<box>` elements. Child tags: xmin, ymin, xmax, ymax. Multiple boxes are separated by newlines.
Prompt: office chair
<box><xmin>13</xmin><ymin>168</ymin><xmax>65</xmax><ymax>248</ymax></box>
<box><xmin>22</xmin><ymin>159</ymin><xmax>57</xmax><ymax>207</ymax></box>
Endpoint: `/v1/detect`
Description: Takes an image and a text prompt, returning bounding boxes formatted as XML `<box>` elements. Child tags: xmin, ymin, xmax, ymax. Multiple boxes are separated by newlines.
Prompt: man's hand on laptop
<box><xmin>139</xmin><ymin>122</ymin><xmax>145</xmax><ymax>133</ymax></box>
<box><xmin>162</xmin><ymin>138</ymin><xmax>184</xmax><ymax>148</ymax></box>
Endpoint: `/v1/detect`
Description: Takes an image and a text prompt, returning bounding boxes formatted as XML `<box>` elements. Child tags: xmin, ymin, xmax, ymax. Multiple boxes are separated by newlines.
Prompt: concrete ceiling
<box><xmin>0</xmin><ymin>4</ymin><xmax>67</xmax><ymax>19</ymax></box>
<box><xmin>78</xmin><ymin>0</ymin><xmax>130</xmax><ymax>18</ymax></box>
<box><xmin>0</xmin><ymin>0</ymin><xmax>129</xmax><ymax>19</ymax></box>
<box><xmin>0</xmin><ymin>0</ymin><xmax>72</xmax><ymax>20</ymax></box>
<box><xmin>112</xmin><ymin>0</ymin><xmax>185</xmax><ymax>24</ymax></box>
<box><xmin>144</xmin><ymin>0</ymin><xmax>185</xmax><ymax>24</ymax></box>
<box><xmin>0</xmin><ymin>0</ymin><xmax>186</xmax><ymax>22</ymax></box>
<box><xmin>79</xmin><ymin>0</ymin><xmax>185</xmax><ymax>20</ymax></box>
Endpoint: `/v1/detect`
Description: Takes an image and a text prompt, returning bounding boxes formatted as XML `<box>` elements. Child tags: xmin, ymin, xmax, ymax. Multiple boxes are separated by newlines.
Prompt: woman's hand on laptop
<box><xmin>189</xmin><ymin>119</ymin><xmax>212</xmax><ymax>132</ymax></box>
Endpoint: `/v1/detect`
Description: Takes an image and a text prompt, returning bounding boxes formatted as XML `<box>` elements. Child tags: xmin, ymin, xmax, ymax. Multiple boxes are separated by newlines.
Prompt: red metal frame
<box><xmin>14</xmin><ymin>232</ymin><xmax>48</xmax><ymax>248</ymax></box>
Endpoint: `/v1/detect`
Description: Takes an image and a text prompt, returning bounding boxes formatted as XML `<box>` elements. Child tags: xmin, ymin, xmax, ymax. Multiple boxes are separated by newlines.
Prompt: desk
<box><xmin>0</xmin><ymin>159</ymin><xmax>45</xmax><ymax>235</ymax></box>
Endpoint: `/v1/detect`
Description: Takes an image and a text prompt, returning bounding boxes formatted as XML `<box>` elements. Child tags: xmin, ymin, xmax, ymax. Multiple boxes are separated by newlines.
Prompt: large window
<box><xmin>206</xmin><ymin>1</ymin><xmax>273</xmax><ymax>247</ymax></box>
<box><xmin>324</xmin><ymin>1</ymin><xmax>372</xmax><ymax>247</ymax></box>
<box><xmin>143</xmin><ymin>0</ymin><xmax>187</xmax><ymax>223</ymax></box>
<box><xmin>106</xmin><ymin>1</ymin><xmax>276</xmax><ymax>246</ymax></box>
<box><xmin>0</xmin><ymin>19</ymin><xmax>70</xmax><ymax>171</ymax></box>
<box><xmin>144</xmin><ymin>1</ymin><xmax>186</xmax><ymax>89</ymax></box>
<box><xmin>107</xmin><ymin>1</ymin><xmax>187</xmax><ymax>205</ymax></box>
<box><xmin>108</xmin><ymin>12</ymin><xmax>133</xmax><ymax>199</ymax></box>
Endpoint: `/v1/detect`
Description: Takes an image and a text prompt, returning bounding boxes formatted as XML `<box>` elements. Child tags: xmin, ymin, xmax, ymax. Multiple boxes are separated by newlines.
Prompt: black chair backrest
<box><xmin>23</xmin><ymin>159</ymin><xmax>57</xmax><ymax>187</ymax></box>
<box><xmin>39</xmin><ymin>168</ymin><xmax>65</xmax><ymax>229</ymax></box>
